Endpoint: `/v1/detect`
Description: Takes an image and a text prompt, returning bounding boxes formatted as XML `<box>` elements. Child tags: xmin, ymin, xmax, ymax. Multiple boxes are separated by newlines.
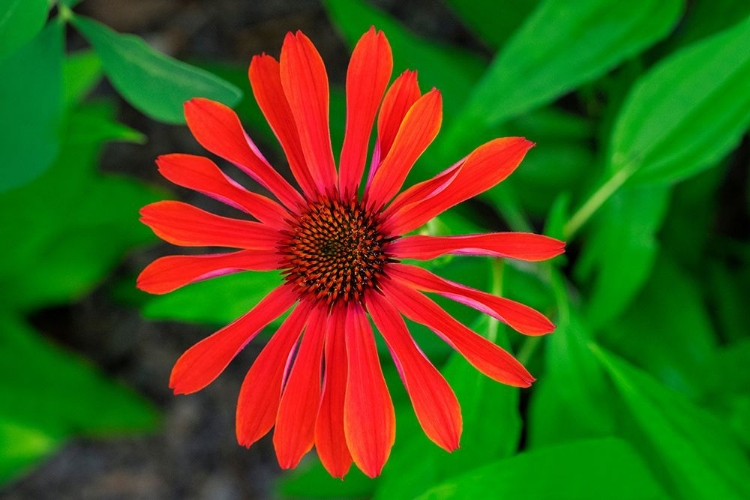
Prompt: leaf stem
<box><xmin>486</xmin><ymin>259</ymin><xmax>504</xmax><ymax>343</ymax></box>
<box><xmin>564</xmin><ymin>166</ymin><xmax>635</xmax><ymax>240</ymax></box>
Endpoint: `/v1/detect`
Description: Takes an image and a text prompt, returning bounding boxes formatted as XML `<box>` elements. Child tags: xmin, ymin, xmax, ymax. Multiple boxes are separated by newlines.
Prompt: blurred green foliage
<box><xmin>1</xmin><ymin>0</ymin><xmax>749</xmax><ymax>498</ymax></box>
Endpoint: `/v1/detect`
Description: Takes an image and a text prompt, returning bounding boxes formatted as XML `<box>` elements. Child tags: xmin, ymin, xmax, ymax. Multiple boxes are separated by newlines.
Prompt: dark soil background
<box><xmin>1</xmin><ymin>1</ymin><xmax>475</xmax><ymax>499</ymax></box>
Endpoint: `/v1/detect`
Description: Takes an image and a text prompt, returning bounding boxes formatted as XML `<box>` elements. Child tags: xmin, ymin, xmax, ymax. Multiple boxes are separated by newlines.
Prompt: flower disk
<box><xmin>279</xmin><ymin>197</ymin><xmax>391</xmax><ymax>304</ymax></box>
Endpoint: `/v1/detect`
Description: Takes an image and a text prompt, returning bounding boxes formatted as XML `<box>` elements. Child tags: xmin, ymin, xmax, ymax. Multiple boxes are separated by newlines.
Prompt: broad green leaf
<box><xmin>0</xmin><ymin>101</ymin><xmax>159</xmax><ymax>311</ymax></box>
<box><xmin>323</xmin><ymin>0</ymin><xmax>485</xmax><ymax>119</ymax></box>
<box><xmin>659</xmin><ymin>0</ymin><xmax>750</xmax><ymax>55</ymax></box>
<box><xmin>0</xmin><ymin>419</ymin><xmax>61</xmax><ymax>485</ymax></box>
<box><xmin>611</xmin><ymin>15</ymin><xmax>750</xmax><ymax>185</ymax></box>
<box><xmin>601</xmin><ymin>253</ymin><xmax>717</xmax><ymax>398</ymax></box>
<box><xmin>0</xmin><ymin>0</ymin><xmax>48</xmax><ymax>61</ymax></box>
<box><xmin>706</xmin><ymin>262</ymin><xmax>750</xmax><ymax>344</ymax></box>
<box><xmin>72</xmin><ymin>16</ymin><xmax>242</xmax><ymax>124</ymax></box>
<box><xmin>0</xmin><ymin>313</ymin><xmax>159</xmax><ymax>443</ymax></box>
<box><xmin>416</xmin><ymin>438</ymin><xmax>667</xmax><ymax>500</ymax></box>
<box><xmin>527</xmin><ymin>310</ymin><xmax>616</xmax><ymax>448</ymax></box>
<box><xmin>444</xmin><ymin>0</ymin><xmax>541</xmax><ymax>50</ymax></box>
<box><xmin>0</xmin><ymin>21</ymin><xmax>63</xmax><ymax>192</ymax></box>
<box><xmin>574</xmin><ymin>185</ymin><xmax>670</xmax><ymax>329</ymax></box>
<box><xmin>593</xmin><ymin>346</ymin><xmax>750</xmax><ymax>500</ymax></box>
<box><xmin>277</xmin><ymin>460</ymin><xmax>374</xmax><ymax>498</ymax></box>
<box><xmin>143</xmin><ymin>271</ymin><xmax>283</xmax><ymax>325</ymax></box>
<box><xmin>63</xmin><ymin>50</ymin><xmax>102</xmax><ymax>106</ymax></box>
<box><xmin>446</xmin><ymin>0</ymin><xmax>682</xmax><ymax>151</ymax></box>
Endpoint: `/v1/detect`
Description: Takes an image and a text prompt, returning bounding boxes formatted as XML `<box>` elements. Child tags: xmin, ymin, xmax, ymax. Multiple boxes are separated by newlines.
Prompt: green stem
<box><xmin>486</xmin><ymin>259</ymin><xmax>504</xmax><ymax>343</ymax></box>
<box><xmin>58</xmin><ymin>3</ymin><xmax>74</xmax><ymax>21</ymax></box>
<box><xmin>564</xmin><ymin>166</ymin><xmax>635</xmax><ymax>240</ymax></box>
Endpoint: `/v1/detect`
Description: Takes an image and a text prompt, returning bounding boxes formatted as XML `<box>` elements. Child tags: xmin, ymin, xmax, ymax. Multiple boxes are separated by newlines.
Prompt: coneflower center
<box><xmin>279</xmin><ymin>197</ymin><xmax>391</xmax><ymax>304</ymax></box>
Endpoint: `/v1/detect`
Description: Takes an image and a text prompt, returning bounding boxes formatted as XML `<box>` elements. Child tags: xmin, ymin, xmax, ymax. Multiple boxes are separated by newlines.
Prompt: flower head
<box><xmin>138</xmin><ymin>28</ymin><xmax>565</xmax><ymax>478</ymax></box>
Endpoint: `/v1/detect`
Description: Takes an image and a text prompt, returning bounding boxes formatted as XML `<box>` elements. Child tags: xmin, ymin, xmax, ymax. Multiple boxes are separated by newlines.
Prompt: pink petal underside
<box><xmin>367</xmin><ymin>292</ymin><xmax>462</xmax><ymax>451</ymax></box>
<box><xmin>380</xmin><ymin>277</ymin><xmax>535</xmax><ymax>387</ymax></box>
<box><xmin>139</xmin><ymin>201</ymin><xmax>280</xmax><ymax>249</ymax></box>
<box><xmin>279</xmin><ymin>31</ymin><xmax>337</xmax><ymax>195</ymax></box>
<box><xmin>390</xmin><ymin>233</ymin><xmax>566</xmax><ymax>262</ymax></box>
<box><xmin>368</xmin><ymin>70</ymin><xmax>421</xmax><ymax>185</ymax></box>
<box><xmin>236</xmin><ymin>301</ymin><xmax>312</xmax><ymax>447</ymax></box>
<box><xmin>366</xmin><ymin>89</ymin><xmax>443</xmax><ymax>210</ymax></box>
<box><xmin>249</xmin><ymin>54</ymin><xmax>318</xmax><ymax>199</ymax></box>
<box><xmin>274</xmin><ymin>304</ymin><xmax>329</xmax><ymax>470</ymax></box>
<box><xmin>338</xmin><ymin>27</ymin><xmax>393</xmax><ymax>198</ymax></box>
<box><xmin>170</xmin><ymin>285</ymin><xmax>298</xmax><ymax>395</ymax></box>
<box><xmin>382</xmin><ymin>137</ymin><xmax>534</xmax><ymax>236</ymax></box>
<box><xmin>387</xmin><ymin>263</ymin><xmax>555</xmax><ymax>336</ymax></box>
<box><xmin>183</xmin><ymin>97</ymin><xmax>304</xmax><ymax>210</ymax></box>
<box><xmin>344</xmin><ymin>303</ymin><xmax>395</xmax><ymax>478</ymax></box>
<box><xmin>156</xmin><ymin>153</ymin><xmax>289</xmax><ymax>230</ymax></box>
<box><xmin>137</xmin><ymin>250</ymin><xmax>281</xmax><ymax>295</ymax></box>
<box><xmin>315</xmin><ymin>305</ymin><xmax>353</xmax><ymax>479</ymax></box>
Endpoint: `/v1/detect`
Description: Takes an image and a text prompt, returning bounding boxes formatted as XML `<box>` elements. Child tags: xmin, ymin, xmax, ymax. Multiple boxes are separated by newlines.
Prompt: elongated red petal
<box><xmin>184</xmin><ymin>98</ymin><xmax>304</xmax><ymax>210</ymax></box>
<box><xmin>274</xmin><ymin>305</ymin><xmax>328</xmax><ymax>469</ymax></box>
<box><xmin>384</xmin><ymin>159</ymin><xmax>462</xmax><ymax>215</ymax></box>
<box><xmin>249</xmin><ymin>55</ymin><xmax>317</xmax><ymax>198</ymax></box>
<box><xmin>344</xmin><ymin>303</ymin><xmax>395</xmax><ymax>478</ymax></box>
<box><xmin>137</xmin><ymin>250</ymin><xmax>281</xmax><ymax>295</ymax></box>
<box><xmin>140</xmin><ymin>201</ymin><xmax>280</xmax><ymax>249</ymax></box>
<box><xmin>315</xmin><ymin>305</ymin><xmax>352</xmax><ymax>478</ymax></box>
<box><xmin>388</xmin><ymin>264</ymin><xmax>554</xmax><ymax>336</ymax></box>
<box><xmin>366</xmin><ymin>90</ymin><xmax>442</xmax><ymax>209</ymax></box>
<box><xmin>338</xmin><ymin>27</ymin><xmax>392</xmax><ymax>197</ymax></box>
<box><xmin>383</xmin><ymin>137</ymin><xmax>533</xmax><ymax>235</ymax></box>
<box><xmin>156</xmin><ymin>154</ymin><xmax>288</xmax><ymax>229</ymax></box>
<box><xmin>236</xmin><ymin>301</ymin><xmax>311</xmax><ymax>447</ymax></box>
<box><xmin>279</xmin><ymin>31</ymin><xmax>337</xmax><ymax>194</ymax></box>
<box><xmin>367</xmin><ymin>292</ymin><xmax>462</xmax><ymax>451</ymax></box>
<box><xmin>170</xmin><ymin>285</ymin><xmax>297</xmax><ymax>395</ymax></box>
<box><xmin>381</xmin><ymin>278</ymin><xmax>535</xmax><ymax>387</ymax></box>
<box><xmin>371</xmin><ymin>70</ymin><xmax>421</xmax><ymax>177</ymax></box>
<box><xmin>390</xmin><ymin>233</ymin><xmax>565</xmax><ymax>262</ymax></box>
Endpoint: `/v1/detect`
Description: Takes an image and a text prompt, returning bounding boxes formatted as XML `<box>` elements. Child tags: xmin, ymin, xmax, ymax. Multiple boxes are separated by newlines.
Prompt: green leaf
<box><xmin>143</xmin><ymin>271</ymin><xmax>283</xmax><ymax>325</ymax></box>
<box><xmin>63</xmin><ymin>50</ymin><xmax>103</xmax><ymax>106</ymax></box>
<box><xmin>600</xmin><ymin>253</ymin><xmax>717</xmax><ymax>397</ymax></box>
<box><xmin>416</xmin><ymin>438</ymin><xmax>667</xmax><ymax>500</ymax></box>
<box><xmin>0</xmin><ymin>0</ymin><xmax>49</xmax><ymax>61</ymax></box>
<box><xmin>323</xmin><ymin>0</ymin><xmax>485</xmax><ymax>119</ymax></box>
<box><xmin>574</xmin><ymin>185</ymin><xmax>670</xmax><ymax>329</ymax></box>
<box><xmin>593</xmin><ymin>345</ymin><xmax>750</xmax><ymax>500</ymax></box>
<box><xmin>0</xmin><ymin>21</ymin><xmax>63</xmax><ymax>192</ymax></box>
<box><xmin>446</xmin><ymin>0</ymin><xmax>682</xmax><ymax>150</ymax></box>
<box><xmin>0</xmin><ymin>418</ymin><xmax>61</xmax><ymax>485</ymax></box>
<box><xmin>72</xmin><ymin>16</ymin><xmax>242</xmax><ymax>124</ymax></box>
<box><xmin>0</xmin><ymin>313</ymin><xmax>159</xmax><ymax>451</ymax></box>
<box><xmin>277</xmin><ymin>461</ymin><xmax>375</xmax><ymax>498</ymax></box>
<box><xmin>444</xmin><ymin>0</ymin><xmax>541</xmax><ymax>50</ymax></box>
<box><xmin>611</xmin><ymin>15</ymin><xmax>750</xmax><ymax>185</ymax></box>
<box><xmin>0</xmin><ymin>101</ymin><xmax>159</xmax><ymax>311</ymax></box>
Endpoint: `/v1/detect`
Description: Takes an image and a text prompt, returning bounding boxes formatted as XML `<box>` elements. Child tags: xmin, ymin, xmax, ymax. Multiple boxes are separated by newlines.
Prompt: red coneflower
<box><xmin>138</xmin><ymin>28</ymin><xmax>564</xmax><ymax>479</ymax></box>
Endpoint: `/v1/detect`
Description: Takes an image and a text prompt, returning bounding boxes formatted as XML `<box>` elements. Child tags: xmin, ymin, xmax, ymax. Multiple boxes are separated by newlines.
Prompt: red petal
<box><xmin>184</xmin><ymin>98</ymin><xmax>304</xmax><ymax>210</ymax></box>
<box><xmin>366</xmin><ymin>89</ymin><xmax>442</xmax><ymax>209</ymax></box>
<box><xmin>137</xmin><ymin>250</ymin><xmax>281</xmax><ymax>295</ymax></box>
<box><xmin>236</xmin><ymin>301</ymin><xmax>311</xmax><ymax>447</ymax></box>
<box><xmin>279</xmin><ymin>32</ymin><xmax>337</xmax><ymax>195</ymax></box>
<box><xmin>338</xmin><ymin>27</ymin><xmax>392</xmax><ymax>197</ymax></box>
<box><xmin>344</xmin><ymin>303</ymin><xmax>395</xmax><ymax>478</ymax></box>
<box><xmin>390</xmin><ymin>233</ymin><xmax>565</xmax><ymax>262</ymax></box>
<box><xmin>140</xmin><ymin>201</ymin><xmax>280</xmax><ymax>249</ymax></box>
<box><xmin>170</xmin><ymin>285</ymin><xmax>297</xmax><ymax>395</ymax></box>
<box><xmin>156</xmin><ymin>154</ymin><xmax>288</xmax><ymax>229</ymax></box>
<box><xmin>385</xmin><ymin>159</ymin><xmax>462</xmax><ymax>215</ymax></box>
<box><xmin>249</xmin><ymin>55</ymin><xmax>318</xmax><ymax>198</ymax></box>
<box><xmin>370</xmin><ymin>70</ymin><xmax>421</xmax><ymax>181</ymax></box>
<box><xmin>388</xmin><ymin>264</ymin><xmax>554</xmax><ymax>335</ymax></box>
<box><xmin>315</xmin><ymin>305</ymin><xmax>353</xmax><ymax>478</ymax></box>
<box><xmin>367</xmin><ymin>292</ymin><xmax>462</xmax><ymax>451</ymax></box>
<box><xmin>274</xmin><ymin>304</ymin><xmax>328</xmax><ymax>469</ymax></box>
<box><xmin>381</xmin><ymin>278</ymin><xmax>535</xmax><ymax>387</ymax></box>
<box><xmin>383</xmin><ymin>137</ymin><xmax>533</xmax><ymax>236</ymax></box>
